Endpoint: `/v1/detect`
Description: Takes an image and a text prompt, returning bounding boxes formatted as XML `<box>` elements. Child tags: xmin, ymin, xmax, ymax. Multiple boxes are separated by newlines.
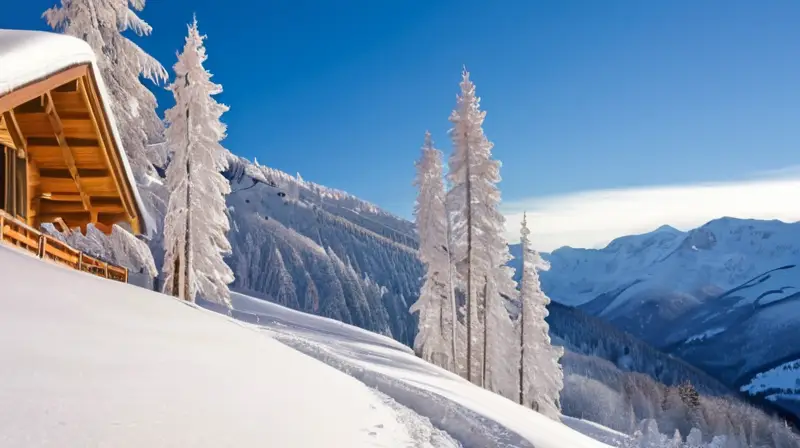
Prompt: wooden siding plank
<box><xmin>15</xmin><ymin>113</ymin><xmax>96</xmax><ymax>139</ymax></box>
<box><xmin>27</xmin><ymin>144</ymin><xmax>106</xmax><ymax>170</ymax></box>
<box><xmin>41</xmin><ymin>200</ymin><xmax>124</xmax><ymax>215</ymax></box>
<box><xmin>39</xmin><ymin>176</ymin><xmax>117</xmax><ymax>194</ymax></box>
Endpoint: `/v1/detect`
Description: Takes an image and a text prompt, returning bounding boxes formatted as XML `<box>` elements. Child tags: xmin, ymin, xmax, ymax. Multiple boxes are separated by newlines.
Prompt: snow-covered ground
<box><xmin>0</xmin><ymin>246</ymin><xmax>452</xmax><ymax>447</ymax></box>
<box><xmin>0</xmin><ymin>244</ymin><xmax>616</xmax><ymax>447</ymax></box>
<box><xmin>217</xmin><ymin>293</ymin><xmax>622</xmax><ymax>448</ymax></box>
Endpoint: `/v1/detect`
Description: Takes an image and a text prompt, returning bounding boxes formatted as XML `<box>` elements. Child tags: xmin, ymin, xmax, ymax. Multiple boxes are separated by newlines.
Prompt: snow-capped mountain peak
<box><xmin>536</xmin><ymin>217</ymin><xmax>800</xmax><ymax>421</ymax></box>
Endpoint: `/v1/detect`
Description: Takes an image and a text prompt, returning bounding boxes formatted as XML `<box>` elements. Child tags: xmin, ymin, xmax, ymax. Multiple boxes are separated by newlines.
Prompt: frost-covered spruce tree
<box><xmin>44</xmin><ymin>0</ymin><xmax>169</xmax><ymax>212</ymax></box>
<box><xmin>409</xmin><ymin>132</ymin><xmax>454</xmax><ymax>369</ymax></box>
<box><xmin>162</xmin><ymin>18</ymin><xmax>233</xmax><ymax>305</ymax></box>
<box><xmin>264</xmin><ymin>248</ymin><xmax>299</xmax><ymax>309</ymax></box>
<box><xmin>519</xmin><ymin>213</ymin><xmax>564</xmax><ymax>419</ymax></box>
<box><xmin>447</xmin><ymin>68</ymin><xmax>517</xmax><ymax>387</ymax></box>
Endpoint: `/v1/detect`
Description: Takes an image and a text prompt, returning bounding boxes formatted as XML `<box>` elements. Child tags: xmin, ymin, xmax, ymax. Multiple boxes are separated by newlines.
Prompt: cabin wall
<box><xmin>27</xmin><ymin>157</ymin><xmax>40</xmax><ymax>227</ymax></box>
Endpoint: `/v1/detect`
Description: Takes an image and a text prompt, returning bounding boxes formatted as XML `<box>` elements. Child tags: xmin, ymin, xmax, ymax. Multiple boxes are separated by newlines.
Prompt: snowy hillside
<box><xmin>221</xmin><ymin>156</ymin><xmax>423</xmax><ymax>345</ymax></box>
<box><xmin>531</xmin><ymin>218</ymin><xmax>800</xmax><ymax>419</ymax></box>
<box><xmin>0</xmin><ymin>244</ymin><xmax>616</xmax><ymax>448</ymax></box>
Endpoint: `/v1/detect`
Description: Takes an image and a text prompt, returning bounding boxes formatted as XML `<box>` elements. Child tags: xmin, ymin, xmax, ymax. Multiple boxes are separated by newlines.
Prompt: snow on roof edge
<box><xmin>0</xmin><ymin>29</ymin><xmax>152</xmax><ymax>235</ymax></box>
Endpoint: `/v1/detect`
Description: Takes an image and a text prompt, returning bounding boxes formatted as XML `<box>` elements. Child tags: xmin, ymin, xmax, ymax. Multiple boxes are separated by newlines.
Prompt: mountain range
<box><xmin>529</xmin><ymin>218</ymin><xmax>800</xmax><ymax>420</ymax></box>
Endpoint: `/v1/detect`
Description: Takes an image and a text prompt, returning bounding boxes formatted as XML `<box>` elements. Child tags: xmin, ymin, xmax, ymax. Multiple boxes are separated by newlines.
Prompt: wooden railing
<box><xmin>0</xmin><ymin>211</ymin><xmax>128</xmax><ymax>283</ymax></box>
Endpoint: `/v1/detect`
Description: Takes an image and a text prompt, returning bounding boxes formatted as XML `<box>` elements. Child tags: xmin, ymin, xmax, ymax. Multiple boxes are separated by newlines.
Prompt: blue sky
<box><xmin>4</xmin><ymin>1</ymin><xmax>800</xmax><ymax>249</ymax></box>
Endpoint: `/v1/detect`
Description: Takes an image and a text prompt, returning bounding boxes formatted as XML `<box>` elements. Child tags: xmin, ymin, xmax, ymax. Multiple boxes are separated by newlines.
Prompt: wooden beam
<box><xmin>27</xmin><ymin>137</ymin><xmax>99</xmax><ymax>147</ymax></box>
<box><xmin>39</xmin><ymin>168</ymin><xmax>108</xmax><ymax>179</ymax></box>
<box><xmin>27</xmin><ymin>158</ymin><xmax>40</xmax><ymax>228</ymax></box>
<box><xmin>3</xmin><ymin>110</ymin><xmax>27</xmax><ymax>155</ymax></box>
<box><xmin>39</xmin><ymin>176</ymin><xmax>116</xmax><ymax>194</ymax></box>
<box><xmin>37</xmin><ymin>211</ymin><xmax>90</xmax><ymax>224</ymax></box>
<box><xmin>80</xmin><ymin>73</ymin><xmax>140</xmax><ymax>234</ymax></box>
<box><xmin>43</xmin><ymin>91</ymin><xmax>92</xmax><ymax>212</ymax></box>
<box><xmin>93</xmin><ymin>221</ymin><xmax>112</xmax><ymax>235</ymax></box>
<box><xmin>41</xmin><ymin>201</ymin><xmax>124</xmax><ymax>214</ymax></box>
<box><xmin>0</xmin><ymin>65</ymin><xmax>88</xmax><ymax>115</ymax></box>
<box><xmin>39</xmin><ymin>193</ymin><xmax>82</xmax><ymax>202</ymax></box>
<box><xmin>53</xmin><ymin>217</ymin><xmax>71</xmax><ymax>233</ymax></box>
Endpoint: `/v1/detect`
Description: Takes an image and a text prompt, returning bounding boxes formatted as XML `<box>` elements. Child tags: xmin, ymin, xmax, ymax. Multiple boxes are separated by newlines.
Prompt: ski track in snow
<box><xmin>213</xmin><ymin>292</ymin><xmax>613</xmax><ymax>448</ymax></box>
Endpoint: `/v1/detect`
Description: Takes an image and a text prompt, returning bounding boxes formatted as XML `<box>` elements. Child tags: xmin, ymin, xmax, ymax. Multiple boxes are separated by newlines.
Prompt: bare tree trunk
<box><xmin>178</xmin><ymin>73</ymin><xmax>192</xmax><ymax>302</ymax></box>
<box><xmin>171</xmin><ymin>253</ymin><xmax>181</xmax><ymax>297</ymax></box>
<box><xmin>438</xmin><ymin>275</ymin><xmax>445</xmax><ymax>368</ymax></box>
<box><xmin>482</xmin><ymin>275</ymin><xmax>488</xmax><ymax>388</ymax></box>
<box><xmin>465</xmin><ymin>135</ymin><xmax>474</xmax><ymax>384</ymax></box>
<box><xmin>446</xmin><ymin>216</ymin><xmax>458</xmax><ymax>374</ymax></box>
<box><xmin>519</xmin><ymin>257</ymin><xmax>525</xmax><ymax>405</ymax></box>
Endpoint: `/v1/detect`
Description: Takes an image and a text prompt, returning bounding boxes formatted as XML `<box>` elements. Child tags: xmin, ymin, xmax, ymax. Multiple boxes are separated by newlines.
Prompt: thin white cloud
<box><xmin>502</xmin><ymin>168</ymin><xmax>800</xmax><ymax>252</ymax></box>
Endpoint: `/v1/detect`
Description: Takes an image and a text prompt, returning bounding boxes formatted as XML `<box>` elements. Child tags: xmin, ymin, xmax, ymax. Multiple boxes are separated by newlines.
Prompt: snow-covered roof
<box><xmin>0</xmin><ymin>29</ymin><xmax>151</xmax><ymax>235</ymax></box>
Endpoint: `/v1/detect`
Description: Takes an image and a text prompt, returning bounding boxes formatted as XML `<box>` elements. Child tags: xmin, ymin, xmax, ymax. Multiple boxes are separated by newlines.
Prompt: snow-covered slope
<box><xmin>206</xmin><ymin>292</ymin><xmax>617</xmax><ymax>448</ymax></box>
<box><xmin>221</xmin><ymin>156</ymin><xmax>423</xmax><ymax>345</ymax></box>
<box><xmin>0</xmin><ymin>246</ymin><xmax>450</xmax><ymax>447</ymax></box>
<box><xmin>531</xmin><ymin>217</ymin><xmax>800</xmax><ymax>419</ymax></box>
<box><xmin>0</xmin><ymin>244</ymin><xmax>614</xmax><ymax>448</ymax></box>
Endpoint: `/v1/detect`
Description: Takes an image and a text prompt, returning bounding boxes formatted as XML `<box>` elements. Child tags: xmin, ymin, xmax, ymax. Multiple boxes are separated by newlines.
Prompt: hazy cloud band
<box><xmin>502</xmin><ymin>170</ymin><xmax>800</xmax><ymax>252</ymax></box>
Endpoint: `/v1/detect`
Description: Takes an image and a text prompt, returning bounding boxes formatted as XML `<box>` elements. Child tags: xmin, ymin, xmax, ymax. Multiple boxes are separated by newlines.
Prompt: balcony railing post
<box><xmin>38</xmin><ymin>235</ymin><xmax>45</xmax><ymax>259</ymax></box>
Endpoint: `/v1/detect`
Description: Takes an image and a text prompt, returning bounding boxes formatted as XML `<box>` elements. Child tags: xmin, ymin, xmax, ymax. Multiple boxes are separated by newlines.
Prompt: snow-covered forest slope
<box><xmin>220</xmin><ymin>156</ymin><xmax>422</xmax><ymax>345</ymax></box>
<box><xmin>527</xmin><ymin>218</ymin><xmax>800</xmax><ymax>420</ymax></box>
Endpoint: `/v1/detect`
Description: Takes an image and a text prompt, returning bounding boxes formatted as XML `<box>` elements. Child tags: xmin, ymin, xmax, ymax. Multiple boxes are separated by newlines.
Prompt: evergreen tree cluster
<box><xmin>408</xmin><ymin>69</ymin><xmax>565</xmax><ymax>417</ymax></box>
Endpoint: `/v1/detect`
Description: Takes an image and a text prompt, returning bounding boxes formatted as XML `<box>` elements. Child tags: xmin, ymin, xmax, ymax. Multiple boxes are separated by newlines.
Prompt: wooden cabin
<box><xmin>0</xmin><ymin>29</ymin><xmax>150</xmax><ymax>281</ymax></box>
<box><xmin>0</xmin><ymin>29</ymin><xmax>147</xmax><ymax>235</ymax></box>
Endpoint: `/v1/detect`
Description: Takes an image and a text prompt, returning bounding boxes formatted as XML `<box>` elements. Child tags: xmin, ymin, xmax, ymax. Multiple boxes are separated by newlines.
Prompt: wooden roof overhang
<box><xmin>0</xmin><ymin>64</ymin><xmax>144</xmax><ymax>235</ymax></box>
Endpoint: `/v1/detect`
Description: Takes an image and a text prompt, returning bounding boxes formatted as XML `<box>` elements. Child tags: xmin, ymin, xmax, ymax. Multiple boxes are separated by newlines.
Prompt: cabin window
<box><xmin>1</xmin><ymin>146</ymin><xmax>27</xmax><ymax>218</ymax></box>
<box><xmin>0</xmin><ymin>146</ymin><xmax>5</xmax><ymax>213</ymax></box>
<box><xmin>2</xmin><ymin>145</ymin><xmax>10</xmax><ymax>215</ymax></box>
<box><xmin>15</xmin><ymin>155</ymin><xmax>26</xmax><ymax>219</ymax></box>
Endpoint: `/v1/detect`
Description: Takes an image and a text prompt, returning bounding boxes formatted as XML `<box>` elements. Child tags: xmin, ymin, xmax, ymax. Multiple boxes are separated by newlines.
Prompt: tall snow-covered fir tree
<box><xmin>518</xmin><ymin>213</ymin><xmax>564</xmax><ymax>420</ymax></box>
<box><xmin>44</xmin><ymin>0</ymin><xmax>169</xmax><ymax>227</ymax></box>
<box><xmin>162</xmin><ymin>18</ymin><xmax>234</xmax><ymax>305</ymax></box>
<box><xmin>409</xmin><ymin>132</ymin><xmax>455</xmax><ymax>369</ymax></box>
<box><xmin>446</xmin><ymin>68</ymin><xmax>517</xmax><ymax>389</ymax></box>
